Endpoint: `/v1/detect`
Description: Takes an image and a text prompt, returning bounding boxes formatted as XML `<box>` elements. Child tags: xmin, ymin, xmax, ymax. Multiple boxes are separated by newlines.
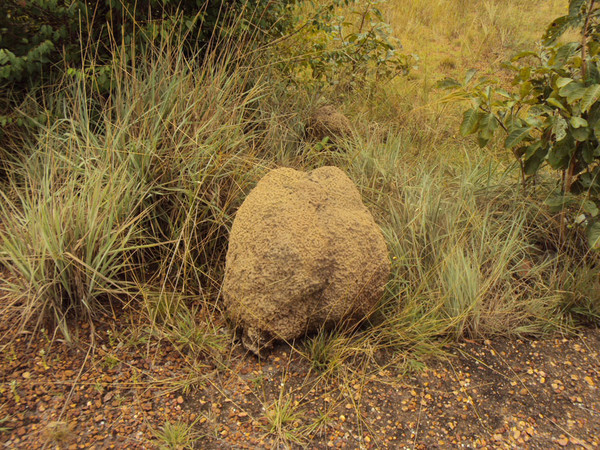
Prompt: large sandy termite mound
<box><xmin>222</xmin><ymin>166</ymin><xmax>390</xmax><ymax>353</ymax></box>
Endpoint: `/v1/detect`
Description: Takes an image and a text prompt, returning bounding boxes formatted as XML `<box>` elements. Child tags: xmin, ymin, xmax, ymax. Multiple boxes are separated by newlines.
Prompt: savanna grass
<box><xmin>0</xmin><ymin>31</ymin><xmax>311</xmax><ymax>341</ymax></box>
<box><xmin>359</xmin><ymin>146</ymin><xmax>578</xmax><ymax>338</ymax></box>
<box><xmin>262</xmin><ymin>387</ymin><xmax>308</xmax><ymax>447</ymax></box>
<box><xmin>0</xmin><ymin>155</ymin><xmax>151</xmax><ymax>339</ymax></box>
<box><xmin>298</xmin><ymin>134</ymin><xmax>596</xmax><ymax>369</ymax></box>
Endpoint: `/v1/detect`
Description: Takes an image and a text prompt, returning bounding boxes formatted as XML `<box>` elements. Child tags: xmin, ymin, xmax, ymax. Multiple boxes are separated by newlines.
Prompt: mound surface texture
<box><xmin>223</xmin><ymin>166</ymin><xmax>390</xmax><ymax>353</ymax></box>
<box><xmin>306</xmin><ymin>105</ymin><xmax>352</xmax><ymax>142</ymax></box>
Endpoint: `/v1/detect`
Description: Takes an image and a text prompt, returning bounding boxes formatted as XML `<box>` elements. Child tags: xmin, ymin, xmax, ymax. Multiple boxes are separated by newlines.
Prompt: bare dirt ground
<box><xmin>0</xmin><ymin>302</ymin><xmax>599</xmax><ymax>449</ymax></box>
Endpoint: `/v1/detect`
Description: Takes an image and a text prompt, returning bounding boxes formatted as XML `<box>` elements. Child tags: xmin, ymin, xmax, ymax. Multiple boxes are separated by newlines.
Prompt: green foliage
<box><xmin>262</xmin><ymin>388</ymin><xmax>307</xmax><ymax>447</ymax></box>
<box><xmin>282</xmin><ymin>0</ymin><xmax>415</xmax><ymax>90</ymax></box>
<box><xmin>0</xmin><ymin>153</ymin><xmax>151</xmax><ymax>338</ymax></box>
<box><xmin>303</xmin><ymin>329</ymin><xmax>343</xmax><ymax>375</ymax></box>
<box><xmin>163</xmin><ymin>307</ymin><xmax>228</xmax><ymax>358</ymax></box>
<box><xmin>0</xmin><ymin>0</ymin><xmax>296</xmax><ymax>142</ymax></box>
<box><xmin>441</xmin><ymin>0</ymin><xmax>600</xmax><ymax>248</ymax></box>
<box><xmin>0</xmin><ymin>0</ymin><xmax>294</xmax><ymax>88</ymax></box>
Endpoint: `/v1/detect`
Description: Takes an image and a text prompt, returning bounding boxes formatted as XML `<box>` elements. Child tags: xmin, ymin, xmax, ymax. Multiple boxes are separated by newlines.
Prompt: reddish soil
<box><xmin>1</xmin><ymin>306</ymin><xmax>599</xmax><ymax>449</ymax></box>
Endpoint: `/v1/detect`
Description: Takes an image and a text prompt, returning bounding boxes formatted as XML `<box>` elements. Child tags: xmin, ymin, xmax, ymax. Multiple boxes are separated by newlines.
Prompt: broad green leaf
<box><xmin>587</xmin><ymin>60</ymin><xmax>600</xmax><ymax>83</ymax></box>
<box><xmin>511</xmin><ymin>51</ymin><xmax>537</xmax><ymax>62</ymax></box>
<box><xmin>505</xmin><ymin>127</ymin><xmax>532</xmax><ymax>149</ymax></box>
<box><xmin>544</xmin><ymin>16</ymin><xmax>579</xmax><ymax>45</ymax></box>
<box><xmin>524</xmin><ymin>157</ymin><xmax>544</xmax><ymax>175</ymax></box>
<box><xmin>590</xmin><ymin>42</ymin><xmax>600</xmax><ymax>58</ymax></box>
<box><xmin>479</xmin><ymin>113</ymin><xmax>498</xmax><ymax>139</ymax></box>
<box><xmin>556</xmin><ymin>77</ymin><xmax>573</xmax><ymax>88</ymax></box>
<box><xmin>581</xmin><ymin>84</ymin><xmax>600</xmax><ymax>112</ymax></box>
<box><xmin>436</xmin><ymin>78</ymin><xmax>461</xmax><ymax>89</ymax></box>
<box><xmin>572</xmin><ymin>126</ymin><xmax>590</xmax><ymax>141</ymax></box>
<box><xmin>552</xmin><ymin>42</ymin><xmax>580</xmax><ymax>68</ymax></box>
<box><xmin>520</xmin><ymin>81</ymin><xmax>533</xmax><ymax>99</ymax></box>
<box><xmin>570</xmin><ymin>116</ymin><xmax>588</xmax><ymax>128</ymax></box>
<box><xmin>559</xmin><ymin>81</ymin><xmax>586</xmax><ymax>104</ymax></box>
<box><xmin>464</xmin><ymin>69</ymin><xmax>477</xmax><ymax>86</ymax></box>
<box><xmin>590</xmin><ymin>119</ymin><xmax>600</xmax><ymax>141</ymax></box>
<box><xmin>545</xmin><ymin>194</ymin><xmax>571</xmax><ymax>209</ymax></box>
<box><xmin>594</xmin><ymin>118</ymin><xmax>600</xmax><ymax>140</ymax></box>
<box><xmin>571</xmin><ymin>55</ymin><xmax>583</xmax><ymax>68</ymax></box>
<box><xmin>569</xmin><ymin>0</ymin><xmax>586</xmax><ymax>17</ymax></box>
<box><xmin>524</xmin><ymin>116</ymin><xmax>543</xmax><ymax>128</ymax></box>
<box><xmin>583</xmin><ymin>200</ymin><xmax>600</xmax><ymax>217</ymax></box>
<box><xmin>548</xmin><ymin>136</ymin><xmax>574</xmax><ymax>169</ymax></box>
<box><xmin>553</xmin><ymin>115</ymin><xmax>569</xmax><ymax>141</ymax></box>
<box><xmin>547</xmin><ymin>97</ymin><xmax>568</xmax><ymax>111</ymax></box>
<box><xmin>484</xmin><ymin>86</ymin><xmax>493</xmax><ymax>101</ymax></box>
<box><xmin>531</xmin><ymin>104</ymin><xmax>558</xmax><ymax>116</ymax></box>
<box><xmin>523</xmin><ymin>145</ymin><xmax>548</xmax><ymax>175</ymax></box>
<box><xmin>586</xmin><ymin>221</ymin><xmax>600</xmax><ymax>249</ymax></box>
<box><xmin>460</xmin><ymin>108</ymin><xmax>480</xmax><ymax>136</ymax></box>
<box><xmin>582</xmin><ymin>141</ymin><xmax>595</xmax><ymax>164</ymax></box>
<box><xmin>524</xmin><ymin>142</ymin><xmax>542</xmax><ymax>159</ymax></box>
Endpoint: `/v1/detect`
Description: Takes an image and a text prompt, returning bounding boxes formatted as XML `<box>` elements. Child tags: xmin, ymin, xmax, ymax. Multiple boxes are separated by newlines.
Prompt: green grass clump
<box><xmin>263</xmin><ymin>389</ymin><xmax>307</xmax><ymax>447</ymax></box>
<box><xmin>303</xmin><ymin>328</ymin><xmax>347</xmax><ymax>376</ymax></box>
<box><xmin>153</xmin><ymin>419</ymin><xmax>201</xmax><ymax>449</ymax></box>
<box><xmin>346</xmin><ymin>143</ymin><xmax>583</xmax><ymax>341</ymax></box>
<box><xmin>0</xmin><ymin>156</ymin><xmax>150</xmax><ymax>339</ymax></box>
<box><xmin>0</xmin><ymin>37</ymin><xmax>307</xmax><ymax>339</ymax></box>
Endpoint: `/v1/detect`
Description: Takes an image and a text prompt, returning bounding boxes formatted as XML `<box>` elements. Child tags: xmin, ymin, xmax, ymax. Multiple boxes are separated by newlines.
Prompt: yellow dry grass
<box><xmin>385</xmin><ymin>0</ymin><xmax>568</xmax><ymax>79</ymax></box>
<box><xmin>342</xmin><ymin>0</ymin><xmax>571</xmax><ymax>167</ymax></box>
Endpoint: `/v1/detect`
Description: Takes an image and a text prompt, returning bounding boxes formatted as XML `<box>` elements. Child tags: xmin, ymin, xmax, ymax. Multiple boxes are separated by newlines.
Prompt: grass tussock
<box><xmin>153</xmin><ymin>419</ymin><xmax>202</xmax><ymax>449</ymax></box>
<box><xmin>0</xmin><ymin>159</ymin><xmax>150</xmax><ymax>339</ymax></box>
<box><xmin>0</xmin><ymin>38</ymin><xmax>300</xmax><ymax>340</ymax></box>
<box><xmin>372</xmin><ymin>158</ymin><xmax>571</xmax><ymax>340</ymax></box>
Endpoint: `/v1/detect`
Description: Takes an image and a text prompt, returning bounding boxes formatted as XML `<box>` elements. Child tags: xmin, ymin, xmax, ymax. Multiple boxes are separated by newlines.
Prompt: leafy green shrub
<box><xmin>440</xmin><ymin>0</ymin><xmax>600</xmax><ymax>247</ymax></box>
<box><xmin>278</xmin><ymin>0</ymin><xmax>415</xmax><ymax>91</ymax></box>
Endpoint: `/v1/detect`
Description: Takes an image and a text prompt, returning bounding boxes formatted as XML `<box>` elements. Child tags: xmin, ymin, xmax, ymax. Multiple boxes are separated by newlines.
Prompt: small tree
<box><xmin>440</xmin><ymin>0</ymin><xmax>600</xmax><ymax>247</ymax></box>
